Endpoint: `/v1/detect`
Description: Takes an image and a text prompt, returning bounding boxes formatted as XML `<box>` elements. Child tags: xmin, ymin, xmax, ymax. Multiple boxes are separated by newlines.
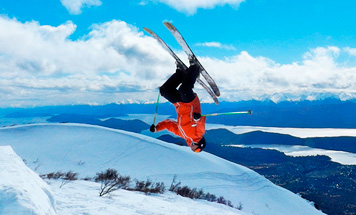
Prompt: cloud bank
<box><xmin>1</xmin><ymin>16</ymin><xmax>356</xmax><ymax>107</ymax></box>
<box><xmin>185</xmin><ymin>46</ymin><xmax>356</xmax><ymax>103</ymax></box>
<box><xmin>150</xmin><ymin>0</ymin><xmax>245</xmax><ymax>15</ymax></box>
<box><xmin>60</xmin><ymin>0</ymin><xmax>102</xmax><ymax>14</ymax></box>
<box><xmin>0</xmin><ymin>16</ymin><xmax>173</xmax><ymax>106</ymax></box>
<box><xmin>196</xmin><ymin>42</ymin><xmax>236</xmax><ymax>50</ymax></box>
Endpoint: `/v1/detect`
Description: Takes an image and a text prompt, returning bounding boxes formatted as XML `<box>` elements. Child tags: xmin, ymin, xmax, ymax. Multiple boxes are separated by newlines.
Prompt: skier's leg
<box><xmin>159</xmin><ymin>68</ymin><xmax>184</xmax><ymax>103</ymax></box>
<box><xmin>178</xmin><ymin>64</ymin><xmax>200</xmax><ymax>103</ymax></box>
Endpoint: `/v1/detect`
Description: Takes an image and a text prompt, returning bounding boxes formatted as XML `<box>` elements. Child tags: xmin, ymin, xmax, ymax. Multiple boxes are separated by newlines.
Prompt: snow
<box><xmin>0</xmin><ymin>123</ymin><xmax>325</xmax><ymax>215</ymax></box>
<box><xmin>0</xmin><ymin>146</ymin><xmax>244</xmax><ymax>215</ymax></box>
<box><xmin>206</xmin><ymin>124</ymin><xmax>356</xmax><ymax>138</ymax></box>
<box><xmin>0</xmin><ymin>146</ymin><xmax>56</xmax><ymax>215</ymax></box>
<box><xmin>51</xmin><ymin>180</ymin><xmax>246</xmax><ymax>215</ymax></box>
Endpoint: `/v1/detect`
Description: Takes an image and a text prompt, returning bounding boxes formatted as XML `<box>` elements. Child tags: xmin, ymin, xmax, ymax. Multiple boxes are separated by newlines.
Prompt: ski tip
<box><xmin>163</xmin><ymin>22</ymin><xmax>175</xmax><ymax>30</ymax></box>
<box><xmin>143</xmin><ymin>27</ymin><xmax>153</xmax><ymax>34</ymax></box>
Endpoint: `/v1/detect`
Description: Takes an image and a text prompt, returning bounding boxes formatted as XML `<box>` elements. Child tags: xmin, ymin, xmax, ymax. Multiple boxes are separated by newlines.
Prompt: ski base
<box><xmin>163</xmin><ymin>22</ymin><xmax>220</xmax><ymax>97</ymax></box>
<box><xmin>144</xmin><ymin>27</ymin><xmax>219</xmax><ymax>105</ymax></box>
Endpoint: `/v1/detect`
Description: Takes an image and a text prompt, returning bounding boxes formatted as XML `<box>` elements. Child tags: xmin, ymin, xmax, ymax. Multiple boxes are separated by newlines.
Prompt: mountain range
<box><xmin>3</xmin><ymin>99</ymin><xmax>356</xmax><ymax>128</ymax></box>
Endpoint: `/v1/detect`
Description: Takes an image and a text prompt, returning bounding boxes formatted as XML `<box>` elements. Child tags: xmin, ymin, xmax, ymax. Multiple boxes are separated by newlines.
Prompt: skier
<box><xmin>150</xmin><ymin>61</ymin><xmax>206</xmax><ymax>153</ymax></box>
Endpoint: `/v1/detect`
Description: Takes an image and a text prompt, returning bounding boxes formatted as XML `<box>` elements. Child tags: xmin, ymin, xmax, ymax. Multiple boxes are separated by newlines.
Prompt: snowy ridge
<box><xmin>206</xmin><ymin>124</ymin><xmax>356</xmax><ymax>138</ymax></box>
<box><xmin>0</xmin><ymin>124</ymin><xmax>325</xmax><ymax>215</ymax></box>
<box><xmin>0</xmin><ymin>146</ymin><xmax>56</xmax><ymax>215</ymax></box>
<box><xmin>0</xmin><ymin>146</ymin><xmax>245</xmax><ymax>215</ymax></box>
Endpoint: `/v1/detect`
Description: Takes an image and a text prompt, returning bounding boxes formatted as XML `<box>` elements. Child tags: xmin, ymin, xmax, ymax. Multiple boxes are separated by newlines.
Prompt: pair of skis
<box><xmin>144</xmin><ymin>22</ymin><xmax>220</xmax><ymax>105</ymax></box>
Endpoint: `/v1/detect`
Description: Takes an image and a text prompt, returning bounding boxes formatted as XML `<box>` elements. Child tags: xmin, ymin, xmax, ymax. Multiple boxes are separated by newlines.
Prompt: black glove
<box><xmin>189</xmin><ymin>56</ymin><xmax>197</xmax><ymax>66</ymax></box>
<box><xmin>176</xmin><ymin>61</ymin><xmax>185</xmax><ymax>72</ymax></box>
<box><xmin>193</xmin><ymin>112</ymin><xmax>201</xmax><ymax>121</ymax></box>
<box><xmin>150</xmin><ymin>124</ymin><xmax>156</xmax><ymax>133</ymax></box>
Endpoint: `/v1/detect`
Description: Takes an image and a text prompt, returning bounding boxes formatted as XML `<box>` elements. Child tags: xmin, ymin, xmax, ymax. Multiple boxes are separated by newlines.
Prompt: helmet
<box><xmin>191</xmin><ymin>137</ymin><xmax>206</xmax><ymax>153</ymax></box>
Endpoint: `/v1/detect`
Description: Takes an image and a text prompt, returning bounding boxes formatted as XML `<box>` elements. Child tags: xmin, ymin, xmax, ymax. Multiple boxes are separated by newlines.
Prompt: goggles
<box><xmin>191</xmin><ymin>142</ymin><xmax>203</xmax><ymax>153</ymax></box>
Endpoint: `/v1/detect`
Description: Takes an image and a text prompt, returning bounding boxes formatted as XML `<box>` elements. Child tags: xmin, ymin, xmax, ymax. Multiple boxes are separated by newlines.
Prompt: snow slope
<box><xmin>206</xmin><ymin>124</ymin><xmax>356</xmax><ymax>138</ymax></box>
<box><xmin>0</xmin><ymin>146</ymin><xmax>56</xmax><ymax>215</ymax></box>
<box><xmin>51</xmin><ymin>180</ymin><xmax>246</xmax><ymax>215</ymax></box>
<box><xmin>0</xmin><ymin>123</ymin><xmax>324</xmax><ymax>215</ymax></box>
<box><xmin>0</xmin><ymin>146</ymin><xmax>245</xmax><ymax>215</ymax></box>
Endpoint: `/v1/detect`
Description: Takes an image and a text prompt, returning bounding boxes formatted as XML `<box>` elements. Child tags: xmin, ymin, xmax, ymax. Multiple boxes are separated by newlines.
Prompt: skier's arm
<box><xmin>199</xmin><ymin>116</ymin><xmax>207</xmax><ymax>125</ymax></box>
<box><xmin>156</xmin><ymin>119</ymin><xmax>180</xmax><ymax>136</ymax></box>
<box><xmin>194</xmin><ymin>116</ymin><xmax>206</xmax><ymax>138</ymax></box>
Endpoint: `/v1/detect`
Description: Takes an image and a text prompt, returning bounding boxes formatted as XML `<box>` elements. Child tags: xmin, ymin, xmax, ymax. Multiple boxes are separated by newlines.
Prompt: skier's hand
<box><xmin>175</xmin><ymin>61</ymin><xmax>185</xmax><ymax>72</ymax></box>
<box><xmin>150</xmin><ymin>124</ymin><xmax>157</xmax><ymax>133</ymax></box>
<box><xmin>193</xmin><ymin>112</ymin><xmax>201</xmax><ymax>121</ymax></box>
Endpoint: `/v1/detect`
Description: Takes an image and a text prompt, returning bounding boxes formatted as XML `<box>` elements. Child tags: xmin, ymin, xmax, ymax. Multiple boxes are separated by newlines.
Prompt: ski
<box><xmin>163</xmin><ymin>22</ymin><xmax>220</xmax><ymax>97</ymax></box>
<box><xmin>144</xmin><ymin>27</ymin><xmax>219</xmax><ymax>105</ymax></box>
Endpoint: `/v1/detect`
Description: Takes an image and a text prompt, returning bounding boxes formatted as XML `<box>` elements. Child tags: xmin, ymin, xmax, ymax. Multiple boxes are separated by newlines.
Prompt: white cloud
<box><xmin>2</xmin><ymin>16</ymin><xmax>356</xmax><ymax>107</ymax></box>
<box><xmin>138</xmin><ymin>1</ymin><xmax>149</xmax><ymax>6</ymax></box>
<box><xmin>0</xmin><ymin>16</ymin><xmax>173</xmax><ymax>107</ymax></box>
<box><xmin>60</xmin><ymin>0</ymin><xmax>102</xmax><ymax>15</ymax></box>
<box><xmin>201</xmin><ymin>46</ymin><xmax>356</xmax><ymax>102</ymax></box>
<box><xmin>152</xmin><ymin>0</ymin><xmax>245</xmax><ymax>15</ymax></box>
<box><xmin>344</xmin><ymin>47</ymin><xmax>356</xmax><ymax>56</ymax></box>
<box><xmin>196</xmin><ymin>42</ymin><xmax>236</xmax><ymax>50</ymax></box>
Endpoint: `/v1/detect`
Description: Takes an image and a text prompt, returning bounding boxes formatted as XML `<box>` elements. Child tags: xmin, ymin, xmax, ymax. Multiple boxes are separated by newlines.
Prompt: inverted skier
<box><xmin>150</xmin><ymin>61</ymin><xmax>206</xmax><ymax>153</ymax></box>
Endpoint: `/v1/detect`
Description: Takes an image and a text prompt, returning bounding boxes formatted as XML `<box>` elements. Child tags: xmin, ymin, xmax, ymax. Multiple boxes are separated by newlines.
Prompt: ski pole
<box><xmin>152</xmin><ymin>91</ymin><xmax>160</xmax><ymax>125</ymax></box>
<box><xmin>202</xmin><ymin>110</ymin><xmax>252</xmax><ymax>117</ymax></box>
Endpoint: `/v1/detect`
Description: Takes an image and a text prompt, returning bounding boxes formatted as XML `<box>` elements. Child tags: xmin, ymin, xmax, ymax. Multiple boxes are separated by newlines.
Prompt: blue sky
<box><xmin>1</xmin><ymin>0</ymin><xmax>356</xmax><ymax>107</ymax></box>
